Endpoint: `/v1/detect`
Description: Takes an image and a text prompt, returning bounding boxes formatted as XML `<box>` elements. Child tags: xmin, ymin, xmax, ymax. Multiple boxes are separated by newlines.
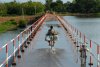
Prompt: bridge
<box><xmin>0</xmin><ymin>14</ymin><xmax>99</xmax><ymax>67</ymax></box>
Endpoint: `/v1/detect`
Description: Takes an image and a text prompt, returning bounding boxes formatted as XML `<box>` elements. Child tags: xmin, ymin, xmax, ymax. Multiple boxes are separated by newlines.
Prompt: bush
<box><xmin>10</xmin><ymin>19</ymin><xmax>17</xmax><ymax>25</ymax></box>
<box><xmin>0</xmin><ymin>23</ymin><xmax>6</xmax><ymax>32</ymax></box>
<box><xmin>19</xmin><ymin>19</ymin><xmax>27</xmax><ymax>27</ymax></box>
<box><xmin>5</xmin><ymin>21</ymin><xmax>12</xmax><ymax>25</ymax></box>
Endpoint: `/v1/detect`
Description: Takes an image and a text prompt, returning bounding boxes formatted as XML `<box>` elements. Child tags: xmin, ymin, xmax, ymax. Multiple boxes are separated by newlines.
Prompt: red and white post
<box><xmin>27</xmin><ymin>28</ymin><xmax>30</xmax><ymax>45</ymax></box>
<box><xmin>71</xmin><ymin>25</ymin><xmax>72</xmax><ymax>38</ymax></box>
<box><xmin>88</xmin><ymin>40</ymin><xmax>93</xmax><ymax>65</ymax></box>
<box><xmin>6</xmin><ymin>44</ymin><xmax>8</xmax><ymax>67</ymax></box>
<box><xmin>73</xmin><ymin>27</ymin><xmax>74</xmax><ymax>40</ymax></box>
<box><xmin>21</xmin><ymin>32</ymin><xmax>24</xmax><ymax>52</ymax></box>
<box><xmin>76</xmin><ymin>30</ymin><xmax>79</xmax><ymax>47</ymax></box>
<box><xmin>80</xmin><ymin>32</ymin><xmax>82</xmax><ymax>55</ymax></box>
<box><xmin>12</xmin><ymin>39</ymin><xmax>16</xmax><ymax>65</ymax></box>
<box><xmin>17</xmin><ymin>35</ymin><xmax>21</xmax><ymax>58</ymax></box>
<box><xmin>30</xmin><ymin>27</ymin><xmax>32</xmax><ymax>41</ymax></box>
<box><xmin>74</xmin><ymin>28</ymin><xmax>76</xmax><ymax>44</ymax></box>
<box><xmin>25</xmin><ymin>30</ymin><xmax>28</xmax><ymax>48</ymax></box>
<box><xmin>80</xmin><ymin>32</ymin><xmax>82</xmax><ymax>49</ymax></box>
<box><xmin>97</xmin><ymin>45</ymin><xmax>99</xmax><ymax>67</ymax></box>
<box><xmin>84</xmin><ymin>35</ymin><xmax>86</xmax><ymax>45</ymax></box>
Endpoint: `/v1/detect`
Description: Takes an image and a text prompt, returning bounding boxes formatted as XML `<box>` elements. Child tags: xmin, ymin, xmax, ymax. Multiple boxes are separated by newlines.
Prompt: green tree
<box><xmin>56</xmin><ymin>0</ymin><xmax>63</xmax><ymax>5</ymax></box>
<box><xmin>45</xmin><ymin>0</ymin><xmax>53</xmax><ymax>3</ymax></box>
<box><xmin>21</xmin><ymin>2</ymin><xmax>45</xmax><ymax>15</ymax></box>
<box><xmin>55</xmin><ymin>3</ymin><xmax>62</xmax><ymax>12</ymax></box>
<box><xmin>56</xmin><ymin>0</ymin><xmax>63</xmax><ymax>11</ymax></box>
<box><xmin>74</xmin><ymin>0</ymin><xmax>99</xmax><ymax>13</ymax></box>
<box><xmin>19</xmin><ymin>19</ymin><xmax>27</xmax><ymax>27</ymax></box>
<box><xmin>6</xmin><ymin>2</ymin><xmax>21</xmax><ymax>15</ymax></box>
<box><xmin>63</xmin><ymin>1</ymin><xmax>71</xmax><ymax>12</ymax></box>
<box><xmin>50</xmin><ymin>2</ymin><xmax>58</xmax><ymax>11</ymax></box>
<box><xmin>50</xmin><ymin>2</ymin><xmax>62</xmax><ymax>12</ymax></box>
<box><xmin>45</xmin><ymin>0</ymin><xmax>53</xmax><ymax>10</ymax></box>
<box><xmin>0</xmin><ymin>3</ymin><xmax>7</xmax><ymax>15</ymax></box>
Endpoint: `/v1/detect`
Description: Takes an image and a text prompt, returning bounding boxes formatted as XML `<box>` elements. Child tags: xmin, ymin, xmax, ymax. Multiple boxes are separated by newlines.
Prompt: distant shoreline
<box><xmin>56</xmin><ymin>13</ymin><xmax>100</xmax><ymax>16</ymax></box>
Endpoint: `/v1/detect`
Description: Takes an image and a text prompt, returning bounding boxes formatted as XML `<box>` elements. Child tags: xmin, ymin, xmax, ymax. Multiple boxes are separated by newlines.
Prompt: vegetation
<box><xmin>0</xmin><ymin>18</ymin><xmax>28</xmax><ymax>33</ymax></box>
<box><xmin>19</xmin><ymin>19</ymin><xmax>27</xmax><ymax>27</ymax></box>
<box><xmin>0</xmin><ymin>0</ymin><xmax>100</xmax><ymax>33</ymax></box>
<box><xmin>45</xmin><ymin>0</ymin><xmax>100</xmax><ymax>13</ymax></box>
<box><xmin>0</xmin><ymin>1</ymin><xmax>45</xmax><ymax>16</ymax></box>
<box><xmin>0</xmin><ymin>19</ymin><xmax>18</xmax><ymax>33</ymax></box>
<box><xmin>10</xmin><ymin>19</ymin><xmax>17</xmax><ymax>25</ymax></box>
<box><xmin>0</xmin><ymin>0</ymin><xmax>99</xmax><ymax>16</ymax></box>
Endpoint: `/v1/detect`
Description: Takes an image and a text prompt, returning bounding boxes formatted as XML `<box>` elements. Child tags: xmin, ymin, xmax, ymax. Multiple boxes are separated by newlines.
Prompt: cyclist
<box><xmin>46</xmin><ymin>26</ymin><xmax>58</xmax><ymax>47</ymax></box>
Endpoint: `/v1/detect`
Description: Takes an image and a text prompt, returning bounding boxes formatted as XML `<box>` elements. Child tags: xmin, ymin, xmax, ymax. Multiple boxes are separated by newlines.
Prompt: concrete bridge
<box><xmin>0</xmin><ymin>14</ymin><xmax>99</xmax><ymax>67</ymax></box>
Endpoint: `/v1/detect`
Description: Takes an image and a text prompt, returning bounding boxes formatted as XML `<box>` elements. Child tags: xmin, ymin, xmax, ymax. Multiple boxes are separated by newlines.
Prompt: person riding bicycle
<box><xmin>46</xmin><ymin>26</ymin><xmax>58</xmax><ymax>46</ymax></box>
<box><xmin>46</xmin><ymin>26</ymin><xmax>58</xmax><ymax>36</ymax></box>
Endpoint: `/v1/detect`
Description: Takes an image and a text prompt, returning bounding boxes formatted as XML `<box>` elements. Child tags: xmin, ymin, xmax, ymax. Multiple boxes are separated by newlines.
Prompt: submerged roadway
<box><xmin>13</xmin><ymin>14</ymin><xmax>82</xmax><ymax>67</ymax></box>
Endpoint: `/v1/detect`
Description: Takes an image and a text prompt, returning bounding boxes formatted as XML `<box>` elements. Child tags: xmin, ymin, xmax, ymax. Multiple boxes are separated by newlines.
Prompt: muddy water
<box><xmin>0</xmin><ymin>15</ymin><xmax>100</xmax><ymax>67</ymax></box>
<box><xmin>63</xmin><ymin>16</ymin><xmax>100</xmax><ymax>44</ymax></box>
<box><xmin>63</xmin><ymin>15</ymin><xmax>100</xmax><ymax>67</ymax></box>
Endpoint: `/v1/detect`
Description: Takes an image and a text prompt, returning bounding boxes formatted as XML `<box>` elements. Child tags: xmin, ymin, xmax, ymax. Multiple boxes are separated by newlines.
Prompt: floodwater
<box><xmin>14</xmin><ymin>19</ymin><xmax>81</xmax><ymax>67</ymax></box>
<box><xmin>63</xmin><ymin>15</ymin><xmax>100</xmax><ymax>44</ymax></box>
<box><xmin>0</xmin><ymin>15</ymin><xmax>100</xmax><ymax>67</ymax></box>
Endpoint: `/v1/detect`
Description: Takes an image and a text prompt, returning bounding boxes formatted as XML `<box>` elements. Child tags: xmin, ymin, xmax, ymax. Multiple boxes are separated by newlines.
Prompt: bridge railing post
<box><xmin>21</xmin><ymin>32</ymin><xmax>25</xmax><ymax>52</ymax></box>
<box><xmin>71</xmin><ymin>25</ymin><xmax>72</xmax><ymax>38</ymax></box>
<box><xmin>76</xmin><ymin>30</ymin><xmax>79</xmax><ymax>47</ymax></box>
<box><xmin>97</xmin><ymin>45</ymin><xmax>99</xmax><ymax>67</ymax></box>
<box><xmin>72</xmin><ymin>27</ymin><xmax>74</xmax><ymax>41</ymax></box>
<box><xmin>25</xmin><ymin>30</ymin><xmax>28</xmax><ymax>48</ymax></box>
<box><xmin>27</xmin><ymin>28</ymin><xmax>30</xmax><ymax>45</ymax></box>
<box><xmin>74</xmin><ymin>28</ymin><xmax>76</xmax><ymax>44</ymax></box>
<box><xmin>17</xmin><ymin>35</ymin><xmax>21</xmax><ymax>58</ymax></box>
<box><xmin>84</xmin><ymin>35</ymin><xmax>86</xmax><ymax>45</ymax></box>
<box><xmin>80</xmin><ymin>32</ymin><xmax>82</xmax><ymax>51</ymax></box>
<box><xmin>32</xmin><ymin>25</ymin><xmax>34</xmax><ymax>39</ymax></box>
<box><xmin>6</xmin><ymin>44</ymin><xmax>8</xmax><ymax>67</ymax></box>
<box><xmin>12</xmin><ymin>39</ymin><xmax>16</xmax><ymax>65</ymax></box>
<box><xmin>88</xmin><ymin>40</ymin><xmax>93</xmax><ymax>65</ymax></box>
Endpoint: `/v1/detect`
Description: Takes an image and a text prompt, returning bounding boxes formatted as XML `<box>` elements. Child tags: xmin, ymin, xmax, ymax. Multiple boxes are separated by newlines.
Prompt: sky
<box><xmin>0</xmin><ymin>0</ymin><xmax>73</xmax><ymax>4</ymax></box>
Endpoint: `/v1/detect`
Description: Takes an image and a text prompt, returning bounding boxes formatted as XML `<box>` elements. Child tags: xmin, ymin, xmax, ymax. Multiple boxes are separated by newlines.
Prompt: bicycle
<box><xmin>45</xmin><ymin>35</ymin><xmax>58</xmax><ymax>50</ymax></box>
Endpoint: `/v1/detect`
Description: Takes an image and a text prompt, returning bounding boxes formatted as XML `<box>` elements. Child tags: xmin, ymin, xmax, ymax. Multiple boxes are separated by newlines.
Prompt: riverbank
<box><xmin>0</xmin><ymin>15</ymin><xmax>42</xmax><ymax>23</ymax></box>
<box><xmin>56</xmin><ymin>12</ymin><xmax>100</xmax><ymax>16</ymax></box>
<box><xmin>0</xmin><ymin>23</ymin><xmax>18</xmax><ymax>33</ymax></box>
<box><xmin>0</xmin><ymin>15</ymin><xmax>43</xmax><ymax>33</ymax></box>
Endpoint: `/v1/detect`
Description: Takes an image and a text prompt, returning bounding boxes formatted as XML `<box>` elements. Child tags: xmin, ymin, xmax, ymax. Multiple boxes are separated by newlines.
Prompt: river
<box><xmin>62</xmin><ymin>15</ymin><xmax>100</xmax><ymax>44</ymax></box>
<box><xmin>0</xmin><ymin>15</ymin><xmax>100</xmax><ymax>67</ymax></box>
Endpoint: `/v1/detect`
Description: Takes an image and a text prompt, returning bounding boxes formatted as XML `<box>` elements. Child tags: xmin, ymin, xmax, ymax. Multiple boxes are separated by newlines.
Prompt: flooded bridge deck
<box><xmin>13</xmin><ymin>14</ymin><xmax>81</xmax><ymax>67</ymax></box>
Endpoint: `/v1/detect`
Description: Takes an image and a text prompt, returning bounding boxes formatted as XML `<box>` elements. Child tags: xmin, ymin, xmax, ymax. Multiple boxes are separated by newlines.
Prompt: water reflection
<box><xmin>80</xmin><ymin>57</ymin><xmax>86</xmax><ymax>67</ymax></box>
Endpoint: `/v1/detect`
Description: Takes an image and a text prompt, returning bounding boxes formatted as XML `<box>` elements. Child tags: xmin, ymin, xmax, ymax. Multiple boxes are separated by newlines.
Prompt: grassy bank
<box><xmin>0</xmin><ymin>22</ymin><xmax>18</xmax><ymax>33</ymax></box>
<box><xmin>0</xmin><ymin>15</ymin><xmax>43</xmax><ymax>33</ymax></box>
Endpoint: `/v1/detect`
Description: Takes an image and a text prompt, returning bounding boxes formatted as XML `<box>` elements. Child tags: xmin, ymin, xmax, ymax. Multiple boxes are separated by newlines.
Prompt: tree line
<box><xmin>45</xmin><ymin>0</ymin><xmax>100</xmax><ymax>13</ymax></box>
<box><xmin>0</xmin><ymin>0</ymin><xmax>100</xmax><ymax>16</ymax></box>
<box><xmin>0</xmin><ymin>1</ymin><xmax>45</xmax><ymax>16</ymax></box>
